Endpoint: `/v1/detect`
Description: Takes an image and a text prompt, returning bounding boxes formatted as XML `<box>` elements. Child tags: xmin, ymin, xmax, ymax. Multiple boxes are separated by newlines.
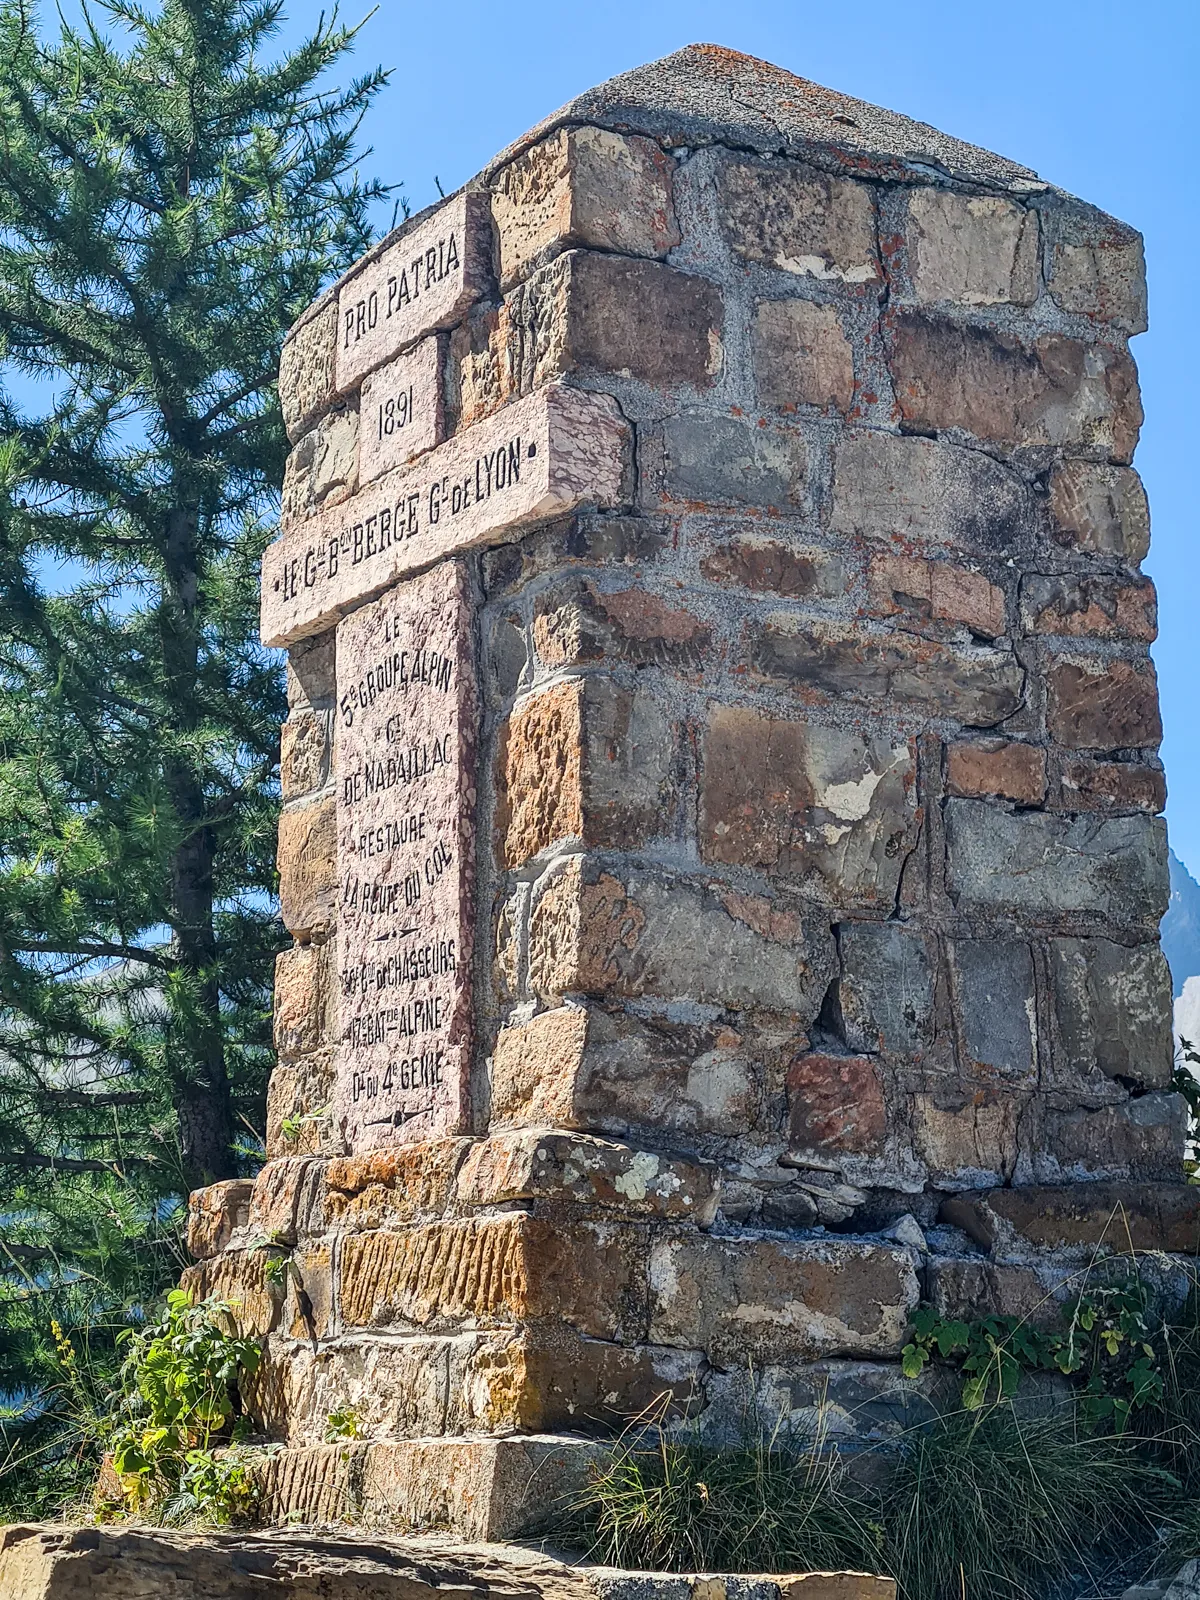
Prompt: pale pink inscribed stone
<box><xmin>261</xmin><ymin>383</ymin><xmax>630</xmax><ymax>647</ymax></box>
<box><xmin>334</xmin><ymin>192</ymin><xmax>491</xmax><ymax>392</ymax></box>
<box><xmin>359</xmin><ymin>336</ymin><xmax>445</xmax><ymax>484</ymax></box>
<box><xmin>333</xmin><ymin>560</ymin><xmax>476</xmax><ymax>1151</ymax></box>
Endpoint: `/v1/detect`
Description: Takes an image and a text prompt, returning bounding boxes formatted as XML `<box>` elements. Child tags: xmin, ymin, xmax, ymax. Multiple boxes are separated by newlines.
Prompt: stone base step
<box><xmin>253</xmin><ymin>1433</ymin><xmax>609</xmax><ymax>1541</ymax></box>
<box><xmin>0</xmin><ymin>1523</ymin><xmax>897</xmax><ymax>1600</ymax></box>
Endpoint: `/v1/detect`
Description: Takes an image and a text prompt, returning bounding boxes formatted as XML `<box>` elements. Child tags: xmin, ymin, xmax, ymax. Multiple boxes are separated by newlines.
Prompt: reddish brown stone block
<box><xmin>338</xmin><ymin>1214</ymin><xmax>646</xmax><ymax>1342</ymax></box>
<box><xmin>1021</xmin><ymin>573</ymin><xmax>1156</xmax><ymax>642</ymax></box>
<box><xmin>867</xmin><ymin>551</ymin><xmax>1005</xmax><ymax>638</ymax></box>
<box><xmin>186</xmin><ymin>1178</ymin><xmax>253</xmax><ymax>1260</ymax></box>
<box><xmin>533</xmin><ymin>580</ymin><xmax>711</xmax><ymax>669</ymax></box>
<box><xmin>946</xmin><ymin>739</ymin><xmax>1046</xmax><ymax>804</ymax></box>
<box><xmin>700</xmin><ymin>536</ymin><xmax>844</xmax><ymax>598</ymax></box>
<box><xmin>786</xmin><ymin>1053</ymin><xmax>887</xmax><ymax>1155</ymax></box>
<box><xmin>1058</xmin><ymin>757</ymin><xmax>1165</xmax><ymax>814</ymax></box>
<box><xmin>273</xmin><ymin>940</ymin><xmax>333</xmax><ymax>1060</ymax></box>
<box><xmin>888</xmin><ymin>311</ymin><xmax>1142</xmax><ymax>462</ymax></box>
<box><xmin>1045</xmin><ymin>656</ymin><xmax>1162</xmax><ymax>750</ymax></box>
<box><xmin>700</xmin><ymin>705</ymin><xmax>917</xmax><ymax>907</ymax></box>
<box><xmin>1048</xmin><ymin>461</ymin><xmax>1149</xmax><ymax>561</ymax></box>
<box><xmin>495</xmin><ymin>680</ymin><xmax>584</xmax><ymax>867</ymax></box>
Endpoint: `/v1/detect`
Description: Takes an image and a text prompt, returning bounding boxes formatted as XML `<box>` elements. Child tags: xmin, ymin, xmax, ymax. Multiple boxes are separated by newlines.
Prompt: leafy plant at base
<box><xmin>0</xmin><ymin>0</ymin><xmax>390</xmax><ymax>1519</ymax></box>
<box><xmin>901</xmin><ymin>1273</ymin><xmax>1165</xmax><ymax>1426</ymax></box>
<box><xmin>107</xmin><ymin>1289</ymin><xmax>261</xmax><ymax>1519</ymax></box>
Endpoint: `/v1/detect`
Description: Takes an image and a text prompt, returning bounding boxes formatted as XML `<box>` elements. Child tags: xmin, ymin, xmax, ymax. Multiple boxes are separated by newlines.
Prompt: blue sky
<box><xmin>299</xmin><ymin>0</ymin><xmax>1199</xmax><ymax>873</ymax></box>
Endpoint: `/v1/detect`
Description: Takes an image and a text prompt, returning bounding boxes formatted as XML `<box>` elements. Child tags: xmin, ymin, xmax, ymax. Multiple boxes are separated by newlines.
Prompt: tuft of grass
<box><xmin>563</xmin><ymin>1426</ymin><xmax>884</xmax><ymax>1575</ymax></box>
<box><xmin>887</xmin><ymin>1404</ymin><xmax>1165</xmax><ymax>1600</ymax></box>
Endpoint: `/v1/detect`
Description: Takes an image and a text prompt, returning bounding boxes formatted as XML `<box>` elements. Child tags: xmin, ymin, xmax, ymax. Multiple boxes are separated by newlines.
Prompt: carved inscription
<box><xmin>360</xmin><ymin>337</ymin><xmax>445</xmax><ymax>484</ymax></box>
<box><xmin>335</xmin><ymin>562</ymin><xmax>475</xmax><ymax>1150</ymax></box>
<box><xmin>335</xmin><ymin>193</ymin><xmax>489</xmax><ymax>392</ymax></box>
<box><xmin>261</xmin><ymin>384</ymin><xmax>629</xmax><ymax>647</ymax></box>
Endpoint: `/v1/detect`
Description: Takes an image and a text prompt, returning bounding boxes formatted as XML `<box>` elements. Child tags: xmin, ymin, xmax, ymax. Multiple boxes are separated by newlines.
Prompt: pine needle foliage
<box><xmin>0</xmin><ymin>0</ymin><xmax>389</xmax><ymax>1517</ymax></box>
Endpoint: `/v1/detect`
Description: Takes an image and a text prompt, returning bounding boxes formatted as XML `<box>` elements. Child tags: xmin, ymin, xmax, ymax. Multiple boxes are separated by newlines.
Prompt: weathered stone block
<box><xmin>180</xmin><ymin>1249</ymin><xmax>279</xmax><ymax>1335</ymax></box>
<box><xmin>452</xmin><ymin>251</ymin><xmax>722</xmax><ymax>429</ymax></box>
<box><xmin>751</xmin><ymin>617</ymin><xmax>1024</xmax><ymax>727</ymax></box>
<box><xmin>186</xmin><ymin>1178</ymin><xmax>253</xmax><ymax>1260</ymax></box>
<box><xmin>323</xmin><ymin>1140</ymin><xmax>469</xmax><ymax>1232</ymax></box>
<box><xmin>867</xmin><ymin>551</ymin><xmax>1005</xmax><ymax>638</ymax></box>
<box><xmin>457</xmin><ymin>1130</ymin><xmax>720</xmax><ymax>1223</ymax></box>
<box><xmin>834</xmin><ymin>922</ymin><xmax>936</xmax><ymax>1056</ymax></box>
<box><xmin>662</xmin><ymin>412</ymin><xmax>806</xmax><ymax>510</ymax></box>
<box><xmin>1021</xmin><ymin>572</ymin><xmax>1156</xmax><ymax>641</ymax></box>
<box><xmin>249</xmin><ymin>1157</ymin><xmax>318</xmax><ymax>1248</ymax></box>
<box><xmin>532</xmin><ymin>580</ymin><xmax>711</xmax><ymax>669</ymax></box>
<box><xmin>525</xmin><ymin>858</ymin><xmax>836</xmax><ymax>1016</ymax></box>
<box><xmin>648</xmin><ymin>1234</ymin><xmax>917</xmax><ymax>1362</ymax></box>
<box><xmin>940</xmin><ymin>1182</ymin><xmax>1200</xmax><ymax>1254</ymax></box>
<box><xmin>716</xmin><ymin>158</ymin><xmax>879</xmax><ymax>283</ymax></box>
<box><xmin>1058</xmin><ymin>757</ymin><xmax>1165</xmax><ymax>814</ymax></box>
<box><xmin>273</xmin><ymin>940</ymin><xmax>333</xmax><ymax>1060</ymax></box>
<box><xmin>359</xmin><ymin>336</ymin><xmax>444</xmax><ymax>482</ymax></box>
<box><xmin>496</xmin><ymin>676</ymin><xmax>677</xmax><ymax>865</ymax></box>
<box><xmin>944</xmin><ymin>800</ymin><xmax>1168</xmax><ymax>923</ymax></box>
<box><xmin>335</xmin><ymin>192</ymin><xmax>491</xmax><ymax>391</ymax></box>
<box><xmin>279</xmin><ymin>707</ymin><xmax>333</xmax><ymax>800</ymax></box>
<box><xmin>700</xmin><ymin>706</ymin><xmax>917</xmax><ymax>907</ymax></box>
<box><xmin>285</xmin><ymin>630</ymin><xmax>334</xmax><ymax>710</ymax></box>
<box><xmin>699</xmin><ymin>536</ymin><xmax>845</xmax><ymax>598</ymax></box>
<box><xmin>1044</xmin><ymin>207</ymin><xmax>1147</xmax><ymax>333</ymax></box>
<box><xmin>265</xmin><ymin>1051</ymin><xmax>338</xmax><ymax>1160</ymax></box>
<box><xmin>491</xmin><ymin>1001</ymin><xmax>805</xmax><ymax>1146</ymax></box>
<box><xmin>786</xmin><ymin>1053</ymin><xmax>887</xmax><ymax>1156</ymax></box>
<box><xmin>1048</xmin><ymin>461</ymin><xmax>1150</xmax><ymax>562</ymax></box>
<box><xmin>924</xmin><ymin>1258</ymin><xmax>1061</xmax><ymax>1325</ymax></box>
<box><xmin>279</xmin><ymin>301</ymin><xmax>337</xmax><ymax>442</ymax></box>
<box><xmin>946</xmin><ymin>739</ymin><xmax>1046</xmax><ymax>804</ymax></box>
<box><xmin>1049</xmin><ymin>937</ymin><xmax>1174</xmax><ymax>1088</ymax></box>
<box><xmin>492</xmin><ymin>125</ymin><xmax>680</xmax><ymax>289</ymax></box>
<box><xmin>888</xmin><ymin>311</ymin><xmax>1141</xmax><ymax>462</ymax></box>
<box><xmin>277</xmin><ymin>798</ymin><xmax>337</xmax><ymax>936</ymax></box>
<box><xmin>1038</xmin><ymin>1093</ymin><xmax>1185</xmax><ymax>1183</ymax></box>
<box><xmin>281</xmin><ymin>406</ymin><xmax>359</xmax><ymax>528</ymax></box>
<box><xmin>905</xmin><ymin>188</ymin><xmax>1039</xmax><ymax>306</ymax></box>
<box><xmin>911</xmin><ymin>1087</ymin><xmax>1021</xmax><ymax>1187</ymax></box>
<box><xmin>950</xmin><ymin>938</ymin><xmax>1036</xmax><ymax>1080</ymax></box>
<box><xmin>338</xmin><ymin>1214</ymin><xmax>647</xmax><ymax>1342</ymax></box>
<box><xmin>753</xmin><ymin>299</ymin><xmax>854</xmax><ymax>413</ymax></box>
<box><xmin>830</xmin><ymin>430</ymin><xmax>1032</xmax><ymax>550</ymax></box>
<box><xmin>1045</xmin><ymin>655</ymin><xmax>1162</xmax><ymax>750</ymax></box>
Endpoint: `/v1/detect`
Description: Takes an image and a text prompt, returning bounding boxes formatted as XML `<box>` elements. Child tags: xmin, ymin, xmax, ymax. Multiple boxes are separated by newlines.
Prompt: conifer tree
<box><xmin>0</xmin><ymin>0</ymin><xmax>389</xmax><ymax>1512</ymax></box>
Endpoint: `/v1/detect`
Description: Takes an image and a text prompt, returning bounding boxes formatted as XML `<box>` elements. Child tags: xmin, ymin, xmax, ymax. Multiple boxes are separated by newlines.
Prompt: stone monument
<box><xmin>185</xmin><ymin>44</ymin><xmax>1191</xmax><ymax>1540</ymax></box>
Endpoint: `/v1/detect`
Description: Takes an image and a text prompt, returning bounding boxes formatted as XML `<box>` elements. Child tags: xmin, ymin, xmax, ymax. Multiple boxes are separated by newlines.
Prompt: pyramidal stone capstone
<box><xmin>185</xmin><ymin>44</ymin><xmax>1180</xmax><ymax>1541</ymax></box>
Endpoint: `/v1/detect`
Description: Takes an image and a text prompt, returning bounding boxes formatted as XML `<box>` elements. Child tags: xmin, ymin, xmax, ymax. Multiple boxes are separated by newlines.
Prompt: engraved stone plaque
<box><xmin>334</xmin><ymin>561</ymin><xmax>476</xmax><ymax>1151</ymax></box>
<box><xmin>359</xmin><ymin>336</ymin><xmax>444</xmax><ymax>484</ymax></box>
<box><xmin>262</xmin><ymin>383</ymin><xmax>629</xmax><ymax>647</ymax></box>
<box><xmin>335</xmin><ymin>193</ymin><xmax>490</xmax><ymax>392</ymax></box>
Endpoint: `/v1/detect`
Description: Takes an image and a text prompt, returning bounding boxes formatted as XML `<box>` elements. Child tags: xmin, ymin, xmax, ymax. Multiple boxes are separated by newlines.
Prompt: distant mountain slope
<box><xmin>1164</xmin><ymin>848</ymin><xmax>1200</xmax><ymax>999</ymax></box>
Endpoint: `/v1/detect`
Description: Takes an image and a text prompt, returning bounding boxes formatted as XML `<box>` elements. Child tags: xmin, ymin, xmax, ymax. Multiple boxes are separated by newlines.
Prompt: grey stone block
<box><xmin>951</xmin><ymin>938</ymin><xmax>1035</xmax><ymax>1078</ymax></box>
<box><xmin>1049</xmin><ymin>938</ymin><xmax>1174</xmax><ymax>1087</ymax></box>
<box><xmin>944</xmin><ymin>800</ymin><xmax>1168</xmax><ymax>923</ymax></box>
<box><xmin>836</xmin><ymin>922</ymin><xmax>936</xmax><ymax>1055</ymax></box>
